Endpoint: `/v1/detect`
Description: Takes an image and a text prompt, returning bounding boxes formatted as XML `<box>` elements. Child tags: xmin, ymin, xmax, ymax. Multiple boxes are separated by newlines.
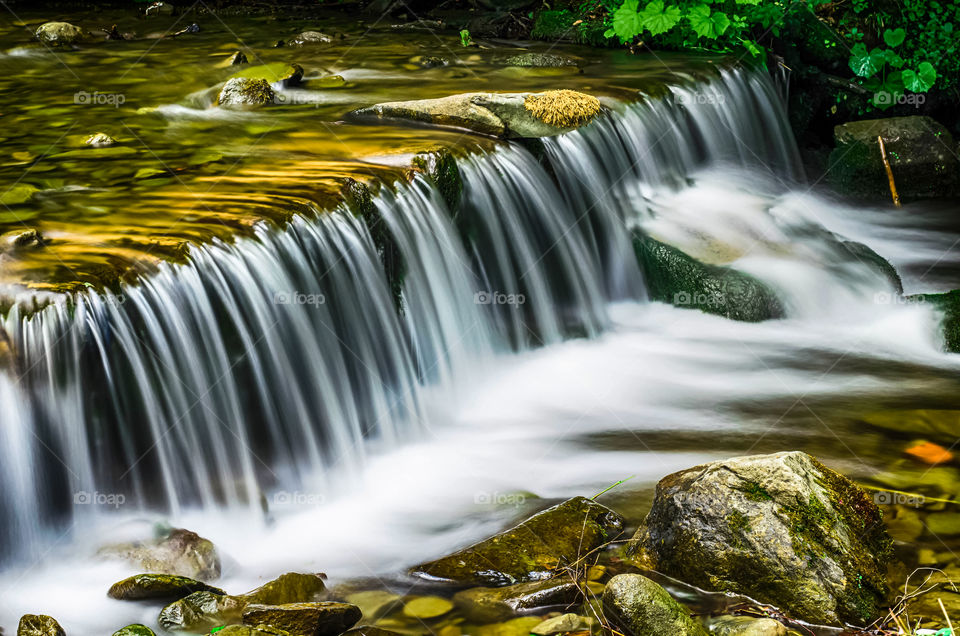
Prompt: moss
<box><xmin>913</xmin><ymin>290</ymin><xmax>960</xmax><ymax>353</ymax></box>
<box><xmin>523</xmin><ymin>90</ymin><xmax>601</xmax><ymax>128</ymax></box>
<box><xmin>108</xmin><ymin>573</ymin><xmax>225</xmax><ymax>601</ymax></box>
<box><xmin>736</xmin><ymin>481</ymin><xmax>773</xmax><ymax>502</ymax></box>
<box><xmin>411</xmin><ymin>148</ymin><xmax>462</xmax><ymax>214</ymax></box>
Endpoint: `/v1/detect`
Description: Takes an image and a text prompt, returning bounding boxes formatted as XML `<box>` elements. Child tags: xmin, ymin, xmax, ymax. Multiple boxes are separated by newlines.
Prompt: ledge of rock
<box><xmin>348</xmin><ymin>90</ymin><xmax>603</xmax><ymax>138</ymax></box>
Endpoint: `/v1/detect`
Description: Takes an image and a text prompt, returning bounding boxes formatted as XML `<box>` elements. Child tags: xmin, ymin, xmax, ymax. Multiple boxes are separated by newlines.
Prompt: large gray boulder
<box><xmin>828</xmin><ymin>116</ymin><xmax>959</xmax><ymax>201</ymax></box>
<box><xmin>348</xmin><ymin>90</ymin><xmax>602</xmax><ymax>138</ymax></box>
<box><xmin>602</xmin><ymin>574</ymin><xmax>708</xmax><ymax>636</ymax></box>
<box><xmin>35</xmin><ymin>22</ymin><xmax>85</xmax><ymax>46</ymax></box>
<box><xmin>628</xmin><ymin>451</ymin><xmax>892</xmax><ymax>626</ymax></box>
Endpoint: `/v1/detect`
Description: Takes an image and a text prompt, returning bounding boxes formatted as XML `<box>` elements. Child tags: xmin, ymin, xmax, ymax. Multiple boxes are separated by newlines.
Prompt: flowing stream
<box><xmin>1</xmin><ymin>32</ymin><xmax>960</xmax><ymax>635</ymax></box>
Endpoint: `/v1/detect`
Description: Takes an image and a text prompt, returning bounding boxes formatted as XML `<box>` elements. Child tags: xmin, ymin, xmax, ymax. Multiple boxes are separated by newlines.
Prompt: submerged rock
<box><xmin>402</xmin><ymin>596</ymin><xmax>452</xmax><ymax>619</ymax></box>
<box><xmin>35</xmin><ymin>22</ymin><xmax>85</xmax><ymax>46</ymax></box>
<box><xmin>411</xmin><ymin>496</ymin><xmax>623</xmax><ymax>586</ymax></box>
<box><xmin>500</xmin><ymin>52</ymin><xmax>579</xmax><ymax>68</ymax></box>
<box><xmin>709</xmin><ymin>616</ymin><xmax>788</xmax><ymax>636</ymax></box>
<box><xmin>17</xmin><ymin>615</ymin><xmax>65</xmax><ymax>636</ymax></box>
<box><xmin>343</xmin><ymin>590</ymin><xmax>402</xmax><ymax>621</ymax></box>
<box><xmin>628</xmin><ymin>451</ymin><xmax>893</xmax><ymax>625</ymax></box>
<box><xmin>111</xmin><ymin>625</ymin><xmax>156</xmax><ymax>636</ymax></box>
<box><xmin>99</xmin><ymin>527</ymin><xmax>220</xmax><ymax>581</ymax></box>
<box><xmin>289</xmin><ymin>31</ymin><xmax>334</xmax><ymax>46</ymax></box>
<box><xmin>632</xmin><ymin>233</ymin><xmax>784</xmax><ymax>322</ymax></box>
<box><xmin>230</xmin><ymin>63</ymin><xmax>304</xmax><ymax>88</ymax></box>
<box><xmin>85</xmin><ymin>133</ymin><xmax>118</xmax><ymax>147</ymax></box>
<box><xmin>159</xmin><ymin>590</ymin><xmax>244</xmax><ymax>632</ymax></box>
<box><xmin>227</xmin><ymin>51</ymin><xmax>249</xmax><ymax>66</ymax></box>
<box><xmin>828</xmin><ymin>116</ymin><xmax>960</xmax><ymax>201</ymax></box>
<box><xmin>239</xmin><ymin>572</ymin><xmax>327</xmax><ymax>605</ymax></box>
<box><xmin>218</xmin><ymin>78</ymin><xmax>275</xmax><ymax>108</ymax></box>
<box><xmin>242</xmin><ymin>602</ymin><xmax>361</xmax><ymax>636</ymax></box>
<box><xmin>213</xmin><ymin>626</ymin><xmax>290</xmax><ymax>636</ymax></box>
<box><xmin>348</xmin><ymin>90</ymin><xmax>602</xmax><ymax>138</ymax></box>
<box><xmin>1</xmin><ymin>228</ymin><xmax>44</xmax><ymax>251</ymax></box>
<box><xmin>452</xmin><ymin>578</ymin><xmax>580</xmax><ymax>623</ymax></box>
<box><xmin>913</xmin><ymin>290</ymin><xmax>960</xmax><ymax>353</ymax></box>
<box><xmin>108</xmin><ymin>573</ymin><xmax>225</xmax><ymax>601</ymax></box>
<box><xmin>530</xmin><ymin>613</ymin><xmax>592</xmax><ymax>635</ymax></box>
<box><xmin>602</xmin><ymin>574</ymin><xmax>707</xmax><ymax>636</ymax></box>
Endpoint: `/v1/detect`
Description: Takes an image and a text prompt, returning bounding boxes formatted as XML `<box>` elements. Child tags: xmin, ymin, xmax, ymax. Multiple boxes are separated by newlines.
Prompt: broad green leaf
<box><xmin>735</xmin><ymin>0</ymin><xmax>761</xmax><ymax>4</ymax></box>
<box><xmin>687</xmin><ymin>4</ymin><xmax>729</xmax><ymax>39</ymax></box>
<box><xmin>902</xmin><ymin>61</ymin><xmax>937</xmax><ymax>92</ymax></box>
<box><xmin>639</xmin><ymin>0</ymin><xmax>682</xmax><ymax>36</ymax></box>
<box><xmin>849</xmin><ymin>43</ymin><xmax>884</xmax><ymax>78</ymax></box>
<box><xmin>883</xmin><ymin>28</ymin><xmax>906</xmax><ymax>47</ymax></box>
<box><xmin>611</xmin><ymin>0</ymin><xmax>643</xmax><ymax>41</ymax></box>
<box><xmin>883</xmin><ymin>49</ymin><xmax>905</xmax><ymax>68</ymax></box>
<box><xmin>712</xmin><ymin>11</ymin><xmax>731</xmax><ymax>36</ymax></box>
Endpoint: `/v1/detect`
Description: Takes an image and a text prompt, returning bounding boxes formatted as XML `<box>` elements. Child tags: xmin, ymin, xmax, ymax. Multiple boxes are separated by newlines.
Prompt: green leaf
<box><xmin>611</xmin><ymin>0</ymin><xmax>643</xmax><ymax>41</ymax></box>
<box><xmin>883</xmin><ymin>49</ymin><xmax>905</xmax><ymax>68</ymax></box>
<box><xmin>883</xmin><ymin>28</ymin><xmax>906</xmax><ymax>47</ymax></box>
<box><xmin>849</xmin><ymin>43</ymin><xmax>884</xmax><ymax>78</ymax></box>
<box><xmin>735</xmin><ymin>0</ymin><xmax>761</xmax><ymax>4</ymax></box>
<box><xmin>902</xmin><ymin>61</ymin><xmax>937</xmax><ymax>92</ymax></box>
<box><xmin>639</xmin><ymin>0</ymin><xmax>682</xmax><ymax>36</ymax></box>
<box><xmin>687</xmin><ymin>4</ymin><xmax>730</xmax><ymax>39</ymax></box>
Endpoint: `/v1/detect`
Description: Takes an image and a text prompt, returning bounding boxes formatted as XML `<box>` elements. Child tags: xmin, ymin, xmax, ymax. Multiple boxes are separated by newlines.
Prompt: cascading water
<box><xmin>2</xmin><ymin>66</ymin><xmax>958</xmax><ymax>634</ymax></box>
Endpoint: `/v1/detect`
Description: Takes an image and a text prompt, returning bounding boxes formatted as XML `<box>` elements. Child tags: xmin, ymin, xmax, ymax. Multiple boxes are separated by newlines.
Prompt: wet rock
<box><xmin>35</xmin><ymin>22</ymin><xmax>85</xmax><ymax>46</ymax></box>
<box><xmin>290</xmin><ymin>31</ymin><xmax>334</xmax><ymax>47</ymax></box>
<box><xmin>632</xmin><ymin>233</ymin><xmax>784</xmax><ymax>322</ymax></box>
<box><xmin>412</xmin><ymin>496</ymin><xmax>623</xmax><ymax>586</ymax></box>
<box><xmin>413</xmin><ymin>55</ymin><xmax>449</xmax><ymax>68</ymax></box>
<box><xmin>227</xmin><ymin>51</ymin><xmax>249</xmax><ymax>65</ymax></box>
<box><xmin>841</xmin><ymin>240</ymin><xmax>903</xmax><ymax>294</ymax></box>
<box><xmin>230</xmin><ymin>63</ymin><xmax>303</xmax><ymax>88</ymax></box>
<box><xmin>342</xmin><ymin>628</ymin><xmax>402</xmax><ymax>636</ymax></box>
<box><xmin>452</xmin><ymin>578</ymin><xmax>580</xmax><ymax>623</ymax></box>
<box><xmin>218</xmin><ymin>78</ymin><xmax>275</xmax><ymax>108</ymax></box>
<box><xmin>531</xmin><ymin>613</ymin><xmax>592</xmax><ymax>635</ymax></box>
<box><xmin>213</xmin><ymin>626</ymin><xmax>290</xmax><ymax>636</ymax></box>
<box><xmin>171</xmin><ymin>24</ymin><xmax>200</xmax><ymax>37</ymax></box>
<box><xmin>112</xmin><ymin>625</ymin><xmax>156</xmax><ymax>636</ymax></box>
<box><xmin>914</xmin><ymin>291</ymin><xmax>960</xmax><ymax>353</ymax></box>
<box><xmin>145</xmin><ymin>2</ymin><xmax>175</xmax><ymax>16</ymax></box>
<box><xmin>473</xmin><ymin>616</ymin><xmax>544</xmax><ymax>636</ymax></box>
<box><xmin>99</xmin><ymin>527</ymin><xmax>220</xmax><ymax>581</ymax></box>
<box><xmin>239</xmin><ymin>572</ymin><xmax>327</xmax><ymax>605</ymax></box>
<box><xmin>1</xmin><ymin>229</ymin><xmax>44</xmax><ymax>251</ymax></box>
<box><xmin>108</xmin><ymin>573</ymin><xmax>225</xmax><ymax>601</ymax></box>
<box><xmin>828</xmin><ymin>116</ymin><xmax>960</xmax><ymax>201</ymax></box>
<box><xmin>709</xmin><ymin>616</ymin><xmax>787</xmax><ymax>636</ymax></box>
<box><xmin>628</xmin><ymin>451</ymin><xmax>893</xmax><ymax>626</ymax></box>
<box><xmin>159</xmin><ymin>590</ymin><xmax>244</xmax><ymax>632</ymax></box>
<box><xmin>242</xmin><ymin>602</ymin><xmax>361</xmax><ymax>636</ymax></box>
<box><xmin>349</xmin><ymin>90</ymin><xmax>601</xmax><ymax>138</ymax></box>
<box><xmin>343</xmin><ymin>591</ymin><xmax>402</xmax><ymax>621</ymax></box>
<box><xmin>17</xmin><ymin>615</ymin><xmax>65</xmax><ymax>636</ymax></box>
<box><xmin>402</xmin><ymin>596</ymin><xmax>452</xmax><ymax>619</ymax></box>
<box><xmin>500</xmin><ymin>53</ymin><xmax>578</xmax><ymax>68</ymax></box>
<box><xmin>85</xmin><ymin>133</ymin><xmax>118</xmax><ymax>147</ymax></box>
<box><xmin>602</xmin><ymin>574</ymin><xmax>707</xmax><ymax>636</ymax></box>
<box><xmin>301</xmin><ymin>76</ymin><xmax>346</xmax><ymax>90</ymax></box>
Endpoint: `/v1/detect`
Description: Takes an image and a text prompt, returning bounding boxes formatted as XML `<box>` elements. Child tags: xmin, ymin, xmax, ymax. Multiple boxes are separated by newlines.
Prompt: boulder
<box><xmin>1</xmin><ymin>229</ymin><xmax>44</xmax><ymax>251</ymax></box>
<box><xmin>602</xmin><ymin>574</ymin><xmax>708</xmax><ymax>636</ymax></box>
<box><xmin>709</xmin><ymin>616</ymin><xmax>788</xmax><ymax>636</ymax></box>
<box><xmin>632</xmin><ymin>233</ymin><xmax>784</xmax><ymax>322</ymax></box>
<box><xmin>452</xmin><ymin>578</ymin><xmax>580</xmax><ymax>623</ymax></box>
<box><xmin>108</xmin><ymin>573</ymin><xmax>225</xmax><ymax>601</ymax></box>
<box><xmin>530</xmin><ymin>613</ymin><xmax>592</xmax><ymax>635</ymax></box>
<box><xmin>230</xmin><ymin>63</ymin><xmax>304</xmax><ymax>88</ymax></box>
<box><xmin>35</xmin><ymin>22</ymin><xmax>85</xmax><ymax>46</ymax></box>
<box><xmin>411</xmin><ymin>496</ymin><xmax>623</xmax><ymax>586</ymax></box>
<box><xmin>242</xmin><ymin>602</ymin><xmax>361</xmax><ymax>636</ymax></box>
<box><xmin>85</xmin><ymin>133</ymin><xmax>117</xmax><ymax>147</ymax></box>
<box><xmin>111</xmin><ymin>625</ymin><xmax>156</xmax><ymax>636</ymax></box>
<box><xmin>239</xmin><ymin>572</ymin><xmax>327</xmax><ymax>605</ymax></box>
<box><xmin>17</xmin><ymin>615</ymin><xmax>65</xmax><ymax>636</ymax></box>
<box><xmin>289</xmin><ymin>31</ymin><xmax>334</xmax><ymax>46</ymax></box>
<box><xmin>98</xmin><ymin>527</ymin><xmax>220</xmax><ymax>581</ymax></box>
<box><xmin>218</xmin><ymin>78</ymin><xmax>275</xmax><ymax>108</ymax></box>
<box><xmin>628</xmin><ymin>451</ymin><xmax>893</xmax><ymax>626</ymax></box>
<box><xmin>912</xmin><ymin>290</ymin><xmax>960</xmax><ymax>353</ymax></box>
<box><xmin>348</xmin><ymin>90</ymin><xmax>601</xmax><ymax>138</ymax></box>
<box><xmin>828</xmin><ymin>116</ymin><xmax>960</xmax><ymax>201</ymax></box>
<box><xmin>159</xmin><ymin>590</ymin><xmax>244</xmax><ymax>632</ymax></box>
<box><xmin>212</xmin><ymin>627</ymin><xmax>290</xmax><ymax>636</ymax></box>
<box><xmin>500</xmin><ymin>53</ymin><xmax>578</xmax><ymax>68</ymax></box>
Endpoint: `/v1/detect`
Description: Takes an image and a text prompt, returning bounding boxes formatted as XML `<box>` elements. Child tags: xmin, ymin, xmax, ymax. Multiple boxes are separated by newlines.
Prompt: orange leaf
<box><xmin>905</xmin><ymin>441</ymin><xmax>954</xmax><ymax>465</ymax></box>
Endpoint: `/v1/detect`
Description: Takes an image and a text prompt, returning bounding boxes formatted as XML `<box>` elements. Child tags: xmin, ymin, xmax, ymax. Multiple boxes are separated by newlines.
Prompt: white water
<box><xmin>1</xmin><ymin>68</ymin><xmax>959</xmax><ymax>634</ymax></box>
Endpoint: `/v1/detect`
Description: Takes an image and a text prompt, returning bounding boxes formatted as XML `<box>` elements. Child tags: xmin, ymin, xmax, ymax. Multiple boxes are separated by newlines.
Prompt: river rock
<box><xmin>239</xmin><ymin>572</ymin><xmax>327</xmax><ymax>605</ymax></box>
<box><xmin>452</xmin><ymin>578</ymin><xmax>580</xmax><ymax>623</ymax></box>
<box><xmin>159</xmin><ymin>590</ymin><xmax>244</xmax><ymax>632</ymax></box>
<box><xmin>709</xmin><ymin>616</ymin><xmax>788</xmax><ymax>636</ymax></box>
<box><xmin>289</xmin><ymin>31</ymin><xmax>334</xmax><ymax>46</ymax></box>
<box><xmin>628</xmin><ymin>451</ymin><xmax>893</xmax><ymax>626</ymax></box>
<box><xmin>17</xmin><ymin>615</ymin><xmax>65</xmax><ymax>636</ymax></box>
<box><xmin>213</xmin><ymin>627</ymin><xmax>290</xmax><ymax>636</ymax></box>
<box><xmin>531</xmin><ymin>613</ymin><xmax>592</xmax><ymax>635</ymax></box>
<box><xmin>1</xmin><ymin>229</ymin><xmax>44</xmax><ymax>251</ymax></box>
<box><xmin>99</xmin><ymin>527</ymin><xmax>220</xmax><ymax>581</ymax></box>
<box><xmin>602</xmin><ymin>574</ymin><xmax>707</xmax><ymax>636</ymax></box>
<box><xmin>230</xmin><ymin>63</ymin><xmax>303</xmax><ymax>88</ymax></box>
<box><xmin>343</xmin><ymin>591</ymin><xmax>402</xmax><ymax>621</ymax></box>
<box><xmin>35</xmin><ymin>22</ymin><xmax>84</xmax><ymax>46</ymax></box>
<box><xmin>402</xmin><ymin>596</ymin><xmax>453</xmax><ymax>619</ymax></box>
<box><xmin>227</xmin><ymin>51</ymin><xmax>248</xmax><ymax>65</ymax></box>
<box><xmin>242</xmin><ymin>602</ymin><xmax>361</xmax><ymax>636</ymax></box>
<box><xmin>632</xmin><ymin>233</ymin><xmax>784</xmax><ymax>322</ymax></box>
<box><xmin>108</xmin><ymin>573</ymin><xmax>225</xmax><ymax>601</ymax></box>
<box><xmin>85</xmin><ymin>133</ymin><xmax>117</xmax><ymax>147</ymax></box>
<box><xmin>348</xmin><ymin>90</ymin><xmax>601</xmax><ymax>138</ymax></box>
<box><xmin>218</xmin><ymin>78</ymin><xmax>275</xmax><ymax>108</ymax></box>
<box><xmin>112</xmin><ymin>625</ymin><xmax>156</xmax><ymax>636</ymax></box>
<box><xmin>411</xmin><ymin>496</ymin><xmax>623</xmax><ymax>586</ymax></box>
<box><xmin>145</xmin><ymin>2</ymin><xmax>175</xmax><ymax>16</ymax></box>
<box><xmin>828</xmin><ymin>116</ymin><xmax>960</xmax><ymax>201</ymax></box>
<box><xmin>500</xmin><ymin>53</ymin><xmax>578</xmax><ymax>68</ymax></box>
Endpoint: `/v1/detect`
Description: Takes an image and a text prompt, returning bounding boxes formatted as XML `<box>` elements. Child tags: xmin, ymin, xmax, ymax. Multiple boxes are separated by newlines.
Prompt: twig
<box><xmin>878</xmin><ymin>135</ymin><xmax>901</xmax><ymax>208</ymax></box>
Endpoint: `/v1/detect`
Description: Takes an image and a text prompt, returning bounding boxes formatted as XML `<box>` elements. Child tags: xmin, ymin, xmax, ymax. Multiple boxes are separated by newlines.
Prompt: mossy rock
<box><xmin>108</xmin><ymin>573</ymin><xmax>225</xmax><ymax>601</ymax></box>
<box><xmin>628</xmin><ymin>452</ymin><xmax>893</xmax><ymax>626</ymax></box>
<box><xmin>159</xmin><ymin>591</ymin><xmax>244</xmax><ymax>632</ymax></box>
<box><xmin>35</xmin><ymin>22</ymin><xmax>84</xmax><ymax>46</ymax></box>
<box><xmin>212</xmin><ymin>626</ymin><xmax>291</xmax><ymax>636</ymax></box>
<box><xmin>602</xmin><ymin>574</ymin><xmax>708</xmax><ymax>636</ymax></box>
<box><xmin>17</xmin><ymin>615</ymin><xmax>65</xmax><ymax>636</ymax></box>
<box><xmin>111</xmin><ymin>625</ymin><xmax>156</xmax><ymax>636</ymax></box>
<box><xmin>411</xmin><ymin>496</ymin><xmax>623</xmax><ymax>586</ymax></box>
<box><xmin>239</xmin><ymin>572</ymin><xmax>328</xmax><ymax>606</ymax></box>
<box><xmin>402</xmin><ymin>596</ymin><xmax>453</xmax><ymax>619</ymax></box>
<box><xmin>242</xmin><ymin>602</ymin><xmax>361</xmax><ymax>636</ymax></box>
<box><xmin>842</xmin><ymin>241</ymin><xmax>902</xmax><ymax>294</ymax></box>
<box><xmin>411</xmin><ymin>148</ymin><xmax>462</xmax><ymax>212</ymax></box>
<box><xmin>632</xmin><ymin>233</ymin><xmax>784</xmax><ymax>322</ymax></box>
<box><xmin>230</xmin><ymin>63</ymin><xmax>304</xmax><ymax>87</ymax></box>
<box><xmin>452</xmin><ymin>578</ymin><xmax>580</xmax><ymax>623</ymax></box>
<box><xmin>910</xmin><ymin>290</ymin><xmax>960</xmax><ymax>352</ymax></box>
<box><xmin>98</xmin><ymin>527</ymin><xmax>220</xmax><ymax>581</ymax></box>
<box><xmin>218</xmin><ymin>78</ymin><xmax>275</xmax><ymax>108</ymax></box>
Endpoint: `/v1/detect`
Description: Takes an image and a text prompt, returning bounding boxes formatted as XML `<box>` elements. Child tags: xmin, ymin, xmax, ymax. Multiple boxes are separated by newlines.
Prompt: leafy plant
<box><xmin>459</xmin><ymin>29</ymin><xmax>473</xmax><ymax>47</ymax></box>
<box><xmin>847</xmin><ymin>27</ymin><xmax>937</xmax><ymax>110</ymax></box>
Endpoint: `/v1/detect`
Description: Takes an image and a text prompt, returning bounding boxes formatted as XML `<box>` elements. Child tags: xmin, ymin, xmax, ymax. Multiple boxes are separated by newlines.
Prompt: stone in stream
<box><xmin>452</xmin><ymin>578</ymin><xmax>580</xmax><ymax>623</ymax></box>
<box><xmin>218</xmin><ymin>78</ymin><xmax>276</xmax><ymax>108</ymax></box>
<box><xmin>111</xmin><ymin>625</ymin><xmax>156</xmax><ymax>636</ymax></box>
<box><xmin>401</xmin><ymin>596</ymin><xmax>453</xmax><ymax>619</ymax></box>
<box><xmin>911</xmin><ymin>290</ymin><xmax>960</xmax><ymax>353</ymax></box>
<box><xmin>227</xmin><ymin>51</ymin><xmax>249</xmax><ymax>65</ymax></box>
<box><xmin>159</xmin><ymin>590</ymin><xmax>245</xmax><ymax>632</ymax></box>
<box><xmin>98</xmin><ymin>527</ymin><xmax>220</xmax><ymax>581</ymax></box>
<box><xmin>342</xmin><ymin>590</ymin><xmax>402</xmax><ymax>621</ymax></box>
<box><xmin>602</xmin><ymin>574</ymin><xmax>708</xmax><ymax>636</ymax></box>
<box><xmin>145</xmin><ymin>2</ymin><xmax>176</xmax><ymax>16</ymax></box>
<box><xmin>411</xmin><ymin>496</ymin><xmax>623</xmax><ymax>586</ymax></box>
<box><xmin>348</xmin><ymin>90</ymin><xmax>602</xmax><ymax>138</ymax></box>
<box><xmin>631</xmin><ymin>233</ymin><xmax>784</xmax><ymax>322</ymax></box>
<box><xmin>212</xmin><ymin>626</ymin><xmax>291</xmax><ymax>636</ymax></box>
<box><xmin>108</xmin><ymin>573</ymin><xmax>226</xmax><ymax>601</ymax></box>
<box><xmin>530</xmin><ymin>613</ymin><xmax>593</xmax><ymax>635</ymax></box>
<box><xmin>289</xmin><ymin>31</ymin><xmax>335</xmax><ymax>46</ymax></box>
<box><xmin>499</xmin><ymin>53</ymin><xmax>579</xmax><ymax>68</ymax></box>
<box><xmin>708</xmin><ymin>615</ymin><xmax>788</xmax><ymax>636</ymax></box>
<box><xmin>238</xmin><ymin>572</ymin><xmax>328</xmax><ymax>605</ymax></box>
<box><xmin>85</xmin><ymin>133</ymin><xmax>118</xmax><ymax>147</ymax></box>
<box><xmin>242</xmin><ymin>602</ymin><xmax>361</xmax><ymax>636</ymax></box>
<box><xmin>230</xmin><ymin>63</ymin><xmax>304</xmax><ymax>88</ymax></box>
<box><xmin>1</xmin><ymin>228</ymin><xmax>44</xmax><ymax>251</ymax></box>
<box><xmin>35</xmin><ymin>22</ymin><xmax>85</xmax><ymax>46</ymax></box>
<box><xmin>828</xmin><ymin>116</ymin><xmax>960</xmax><ymax>201</ymax></box>
<box><xmin>17</xmin><ymin>615</ymin><xmax>65</xmax><ymax>636</ymax></box>
<box><xmin>628</xmin><ymin>451</ymin><xmax>893</xmax><ymax>626</ymax></box>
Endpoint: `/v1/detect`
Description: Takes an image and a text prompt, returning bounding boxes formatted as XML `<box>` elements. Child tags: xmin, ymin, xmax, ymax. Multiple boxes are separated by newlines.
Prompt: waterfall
<box><xmin>0</xmin><ymin>67</ymin><xmax>806</xmax><ymax>562</ymax></box>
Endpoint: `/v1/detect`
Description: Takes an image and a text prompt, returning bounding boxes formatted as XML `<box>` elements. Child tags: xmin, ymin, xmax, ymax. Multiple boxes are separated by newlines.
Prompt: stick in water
<box><xmin>878</xmin><ymin>135</ymin><xmax>901</xmax><ymax>207</ymax></box>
